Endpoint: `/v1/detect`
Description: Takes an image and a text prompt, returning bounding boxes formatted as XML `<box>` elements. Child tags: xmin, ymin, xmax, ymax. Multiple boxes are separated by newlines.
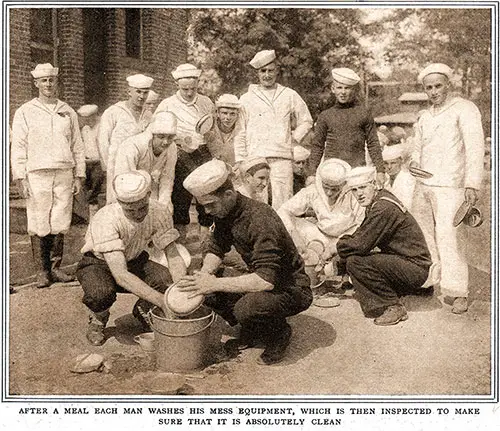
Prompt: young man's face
<box><xmin>322</xmin><ymin>182</ymin><xmax>344</xmax><ymax>205</ymax></box>
<box><xmin>293</xmin><ymin>160</ymin><xmax>306</xmax><ymax>176</ymax></box>
<box><xmin>351</xmin><ymin>182</ymin><xmax>377</xmax><ymax>207</ymax></box>
<box><xmin>384</xmin><ymin>158</ymin><xmax>402</xmax><ymax>177</ymax></box>
<box><xmin>217</xmin><ymin>107</ymin><xmax>238</xmax><ymax>130</ymax></box>
<box><xmin>197</xmin><ymin>191</ymin><xmax>234</xmax><ymax>219</ymax></box>
<box><xmin>245</xmin><ymin>168</ymin><xmax>270</xmax><ymax>193</ymax></box>
<box><xmin>422</xmin><ymin>73</ymin><xmax>450</xmax><ymax>107</ymax></box>
<box><xmin>34</xmin><ymin>76</ymin><xmax>57</xmax><ymax>99</ymax></box>
<box><xmin>143</xmin><ymin>100</ymin><xmax>158</xmax><ymax>113</ymax></box>
<box><xmin>151</xmin><ymin>134</ymin><xmax>175</xmax><ymax>157</ymax></box>
<box><xmin>257</xmin><ymin>62</ymin><xmax>278</xmax><ymax>88</ymax></box>
<box><xmin>177</xmin><ymin>78</ymin><xmax>198</xmax><ymax>102</ymax></box>
<box><xmin>128</xmin><ymin>87</ymin><xmax>150</xmax><ymax>109</ymax></box>
<box><xmin>118</xmin><ymin>194</ymin><xmax>150</xmax><ymax>223</ymax></box>
<box><xmin>331</xmin><ymin>81</ymin><xmax>355</xmax><ymax>104</ymax></box>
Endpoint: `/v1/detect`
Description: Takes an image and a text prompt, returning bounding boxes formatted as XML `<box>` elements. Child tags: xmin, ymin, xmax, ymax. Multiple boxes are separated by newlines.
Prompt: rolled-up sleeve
<box><xmin>90</xmin><ymin>216</ymin><xmax>124</xmax><ymax>254</ymax></box>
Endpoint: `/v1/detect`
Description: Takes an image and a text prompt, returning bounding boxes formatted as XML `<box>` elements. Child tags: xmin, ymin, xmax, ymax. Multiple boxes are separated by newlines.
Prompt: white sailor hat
<box><xmin>126</xmin><ymin>74</ymin><xmax>154</xmax><ymax>89</ymax></box>
<box><xmin>31</xmin><ymin>63</ymin><xmax>59</xmax><ymax>78</ymax></box>
<box><xmin>331</xmin><ymin>68</ymin><xmax>361</xmax><ymax>86</ymax></box>
<box><xmin>77</xmin><ymin>104</ymin><xmax>98</xmax><ymax>117</ymax></box>
<box><xmin>249</xmin><ymin>49</ymin><xmax>276</xmax><ymax>69</ymax></box>
<box><xmin>171</xmin><ymin>63</ymin><xmax>202</xmax><ymax>80</ymax></box>
<box><xmin>418</xmin><ymin>63</ymin><xmax>453</xmax><ymax>84</ymax></box>
<box><xmin>183</xmin><ymin>159</ymin><xmax>230</xmax><ymax>198</ymax></box>
<box><xmin>215</xmin><ymin>94</ymin><xmax>240</xmax><ymax>109</ymax></box>
<box><xmin>382</xmin><ymin>144</ymin><xmax>404</xmax><ymax>161</ymax></box>
<box><xmin>318</xmin><ymin>158</ymin><xmax>351</xmax><ymax>186</ymax></box>
<box><xmin>346</xmin><ymin>166</ymin><xmax>377</xmax><ymax>189</ymax></box>
<box><xmin>293</xmin><ymin>145</ymin><xmax>311</xmax><ymax>162</ymax></box>
<box><xmin>146</xmin><ymin>90</ymin><xmax>159</xmax><ymax>103</ymax></box>
<box><xmin>113</xmin><ymin>170</ymin><xmax>151</xmax><ymax>203</ymax></box>
<box><xmin>150</xmin><ymin>111</ymin><xmax>177</xmax><ymax>135</ymax></box>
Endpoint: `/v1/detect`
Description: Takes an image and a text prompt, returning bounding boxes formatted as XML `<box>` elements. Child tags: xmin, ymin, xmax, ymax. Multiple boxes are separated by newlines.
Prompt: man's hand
<box><xmin>17</xmin><ymin>178</ymin><xmax>30</xmax><ymax>199</ymax></box>
<box><xmin>176</xmin><ymin>272</ymin><xmax>219</xmax><ymax>299</ymax></box>
<box><xmin>465</xmin><ymin>188</ymin><xmax>478</xmax><ymax>206</ymax></box>
<box><xmin>376</xmin><ymin>172</ymin><xmax>386</xmax><ymax>189</ymax></box>
<box><xmin>73</xmin><ymin>177</ymin><xmax>84</xmax><ymax>195</ymax></box>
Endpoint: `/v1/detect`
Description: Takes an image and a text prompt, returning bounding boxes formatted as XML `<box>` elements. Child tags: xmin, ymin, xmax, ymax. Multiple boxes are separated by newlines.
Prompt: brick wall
<box><xmin>9</xmin><ymin>8</ymin><xmax>32</xmax><ymax>120</ymax></box>
<box><xmin>105</xmin><ymin>8</ymin><xmax>189</xmax><ymax>105</ymax></box>
<box><xmin>9</xmin><ymin>7</ymin><xmax>189</xmax><ymax>115</ymax></box>
<box><xmin>58</xmin><ymin>8</ymin><xmax>85</xmax><ymax>109</ymax></box>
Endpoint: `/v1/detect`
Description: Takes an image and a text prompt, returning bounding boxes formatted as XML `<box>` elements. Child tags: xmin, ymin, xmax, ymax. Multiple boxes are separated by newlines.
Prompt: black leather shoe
<box><xmin>257</xmin><ymin>323</ymin><xmax>292</xmax><ymax>365</ymax></box>
<box><xmin>133</xmin><ymin>301</ymin><xmax>152</xmax><ymax>332</ymax></box>
<box><xmin>36</xmin><ymin>271</ymin><xmax>52</xmax><ymax>288</ymax></box>
<box><xmin>86</xmin><ymin>322</ymin><xmax>106</xmax><ymax>346</ymax></box>
<box><xmin>224</xmin><ymin>325</ymin><xmax>258</xmax><ymax>356</ymax></box>
<box><xmin>51</xmin><ymin>268</ymin><xmax>76</xmax><ymax>283</ymax></box>
<box><xmin>374</xmin><ymin>304</ymin><xmax>408</xmax><ymax>326</ymax></box>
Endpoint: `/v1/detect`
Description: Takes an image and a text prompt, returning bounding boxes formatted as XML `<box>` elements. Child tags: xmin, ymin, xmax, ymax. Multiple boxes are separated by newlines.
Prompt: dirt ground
<box><xmin>7</xmin><ymin>182</ymin><xmax>493</xmax><ymax>396</ymax></box>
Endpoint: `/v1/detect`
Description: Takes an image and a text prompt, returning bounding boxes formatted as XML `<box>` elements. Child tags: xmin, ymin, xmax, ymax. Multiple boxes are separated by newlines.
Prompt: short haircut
<box><xmin>246</xmin><ymin>163</ymin><xmax>270</xmax><ymax>176</ymax></box>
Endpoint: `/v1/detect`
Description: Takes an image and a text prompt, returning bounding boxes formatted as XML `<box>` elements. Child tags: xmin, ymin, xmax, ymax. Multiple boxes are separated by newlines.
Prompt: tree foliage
<box><xmin>382</xmin><ymin>8</ymin><xmax>491</xmax><ymax>95</ymax></box>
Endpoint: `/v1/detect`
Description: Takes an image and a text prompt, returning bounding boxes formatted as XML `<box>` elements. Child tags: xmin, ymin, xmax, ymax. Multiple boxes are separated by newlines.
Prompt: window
<box><xmin>30</xmin><ymin>9</ymin><xmax>57</xmax><ymax>96</ymax></box>
<box><xmin>125</xmin><ymin>9</ymin><xmax>142</xmax><ymax>59</ymax></box>
<box><xmin>30</xmin><ymin>9</ymin><xmax>57</xmax><ymax>64</ymax></box>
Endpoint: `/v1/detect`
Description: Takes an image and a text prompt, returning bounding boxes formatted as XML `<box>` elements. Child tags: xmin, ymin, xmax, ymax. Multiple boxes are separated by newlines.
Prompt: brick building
<box><xmin>9</xmin><ymin>7</ymin><xmax>189</xmax><ymax>119</ymax></box>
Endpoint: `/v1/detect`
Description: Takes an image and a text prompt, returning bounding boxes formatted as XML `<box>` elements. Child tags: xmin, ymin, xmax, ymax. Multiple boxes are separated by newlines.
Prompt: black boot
<box><xmin>30</xmin><ymin>235</ymin><xmax>51</xmax><ymax>288</ymax></box>
<box><xmin>50</xmin><ymin>234</ymin><xmax>75</xmax><ymax>283</ymax></box>
<box><xmin>86</xmin><ymin>309</ymin><xmax>110</xmax><ymax>346</ymax></box>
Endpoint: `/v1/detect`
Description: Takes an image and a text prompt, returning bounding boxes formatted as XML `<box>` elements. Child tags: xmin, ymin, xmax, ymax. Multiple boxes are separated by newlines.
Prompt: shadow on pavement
<box><xmin>109</xmin><ymin>313</ymin><xmax>146</xmax><ymax>345</ymax></box>
<box><xmin>281</xmin><ymin>314</ymin><xmax>337</xmax><ymax>365</ymax></box>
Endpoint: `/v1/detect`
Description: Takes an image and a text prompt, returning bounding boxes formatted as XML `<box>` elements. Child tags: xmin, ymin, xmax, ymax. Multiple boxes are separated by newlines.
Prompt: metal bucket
<box><xmin>148</xmin><ymin>305</ymin><xmax>215</xmax><ymax>372</ymax></box>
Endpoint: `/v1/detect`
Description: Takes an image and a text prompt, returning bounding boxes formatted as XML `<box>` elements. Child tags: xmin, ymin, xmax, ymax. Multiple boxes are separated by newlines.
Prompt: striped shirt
<box><xmin>81</xmin><ymin>199</ymin><xmax>179</xmax><ymax>261</ymax></box>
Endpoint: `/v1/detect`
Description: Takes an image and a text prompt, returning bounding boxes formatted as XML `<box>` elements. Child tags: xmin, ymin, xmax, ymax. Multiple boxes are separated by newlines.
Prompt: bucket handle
<box><xmin>149</xmin><ymin>311</ymin><xmax>216</xmax><ymax>338</ymax></box>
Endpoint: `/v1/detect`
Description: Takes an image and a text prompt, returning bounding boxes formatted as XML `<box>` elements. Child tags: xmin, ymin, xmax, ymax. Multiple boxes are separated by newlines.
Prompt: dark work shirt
<box><xmin>309</xmin><ymin>101</ymin><xmax>384</xmax><ymax>173</ymax></box>
<box><xmin>337</xmin><ymin>189</ymin><xmax>431</xmax><ymax>269</ymax></box>
<box><xmin>205</xmin><ymin>193</ymin><xmax>310</xmax><ymax>291</ymax></box>
<box><xmin>293</xmin><ymin>172</ymin><xmax>306</xmax><ymax>195</ymax></box>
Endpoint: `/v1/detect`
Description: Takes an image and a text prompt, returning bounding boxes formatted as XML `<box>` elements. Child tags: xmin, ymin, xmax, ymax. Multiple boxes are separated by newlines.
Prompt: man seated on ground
<box><xmin>236</xmin><ymin>157</ymin><xmax>272</xmax><ymax>205</ymax></box>
<box><xmin>278</xmin><ymin>158</ymin><xmax>364</xmax><ymax>287</ymax></box>
<box><xmin>76</xmin><ymin>170</ymin><xmax>187</xmax><ymax>346</ymax></box>
<box><xmin>382</xmin><ymin>144</ymin><xmax>415</xmax><ymax>209</ymax></box>
<box><xmin>292</xmin><ymin>145</ymin><xmax>310</xmax><ymax>195</ymax></box>
<box><xmin>177</xmin><ymin>160</ymin><xmax>312</xmax><ymax>365</ymax></box>
<box><xmin>336</xmin><ymin>166</ymin><xmax>432</xmax><ymax>326</ymax></box>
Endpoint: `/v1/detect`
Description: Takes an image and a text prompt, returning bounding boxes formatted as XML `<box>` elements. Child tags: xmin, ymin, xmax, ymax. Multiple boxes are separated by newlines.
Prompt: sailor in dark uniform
<box><xmin>337</xmin><ymin>166</ymin><xmax>432</xmax><ymax>325</ymax></box>
<box><xmin>178</xmin><ymin>159</ymin><xmax>312</xmax><ymax>364</ymax></box>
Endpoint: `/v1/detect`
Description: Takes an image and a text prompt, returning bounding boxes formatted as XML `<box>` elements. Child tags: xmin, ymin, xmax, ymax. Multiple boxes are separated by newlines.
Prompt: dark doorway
<box><xmin>83</xmin><ymin>9</ymin><xmax>107</xmax><ymax>109</ymax></box>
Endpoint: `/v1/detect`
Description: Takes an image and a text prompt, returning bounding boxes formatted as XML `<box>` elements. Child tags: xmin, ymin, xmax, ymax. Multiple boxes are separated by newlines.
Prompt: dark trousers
<box><xmin>346</xmin><ymin>253</ymin><xmax>429</xmax><ymax>317</ymax></box>
<box><xmin>172</xmin><ymin>146</ymin><xmax>213</xmax><ymax>227</ymax></box>
<box><xmin>85</xmin><ymin>161</ymin><xmax>105</xmax><ymax>205</ymax></box>
<box><xmin>205</xmin><ymin>285</ymin><xmax>312</xmax><ymax>343</ymax></box>
<box><xmin>76</xmin><ymin>251</ymin><xmax>172</xmax><ymax>313</ymax></box>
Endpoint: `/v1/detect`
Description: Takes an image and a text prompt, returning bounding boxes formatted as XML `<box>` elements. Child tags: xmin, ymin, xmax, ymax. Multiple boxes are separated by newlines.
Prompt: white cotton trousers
<box><xmin>26</xmin><ymin>169</ymin><xmax>74</xmax><ymax>237</ymax></box>
<box><xmin>411</xmin><ymin>182</ymin><xmax>468</xmax><ymax>297</ymax></box>
<box><xmin>267</xmin><ymin>157</ymin><xmax>293</xmax><ymax>210</ymax></box>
